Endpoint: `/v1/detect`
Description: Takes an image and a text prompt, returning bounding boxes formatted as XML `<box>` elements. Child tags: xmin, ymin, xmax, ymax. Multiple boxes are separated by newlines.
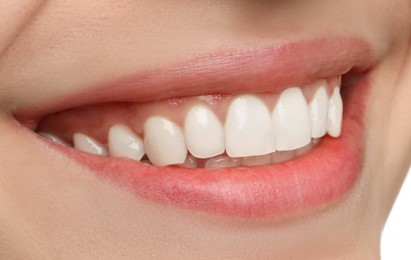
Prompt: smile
<box><xmin>15</xmin><ymin>37</ymin><xmax>376</xmax><ymax>218</ymax></box>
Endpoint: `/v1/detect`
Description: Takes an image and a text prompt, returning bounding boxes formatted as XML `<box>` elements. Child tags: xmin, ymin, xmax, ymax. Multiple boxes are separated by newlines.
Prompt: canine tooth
<box><xmin>225</xmin><ymin>95</ymin><xmax>275</xmax><ymax>157</ymax></box>
<box><xmin>272</xmin><ymin>87</ymin><xmax>312</xmax><ymax>151</ymax></box>
<box><xmin>327</xmin><ymin>87</ymin><xmax>343</xmax><ymax>137</ymax></box>
<box><xmin>38</xmin><ymin>132</ymin><xmax>70</xmax><ymax>146</ymax></box>
<box><xmin>309</xmin><ymin>85</ymin><xmax>329</xmax><ymax>138</ymax></box>
<box><xmin>108</xmin><ymin>124</ymin><xmax>145</xmax><ymax>161</ymax></box>
<box><xmin>240</xmin><ymin>154</ymin><xmax>272</xmax><ymax>167</ymax></box>
<box><xmin>204</xmin><ymin>156</ymin><xmax>240</xmax><ymax>169</ymax></box>
<box><xmin>184</xmin><ymin>105</ymin><xmax>224</xmax><ymax>158</ymax></box>
<box><xmin>73</xmin><ymin>133</ymin><xmax>108</xmax><ymax>156</ymax></box>
<box><xmin>144</xmin><ymin>116</ymin><xmax>187</xmax><ymax>166</ymax></box>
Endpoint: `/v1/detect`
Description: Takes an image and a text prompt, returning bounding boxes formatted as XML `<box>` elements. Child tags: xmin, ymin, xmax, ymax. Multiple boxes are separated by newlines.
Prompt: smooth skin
<box><xmin>0</xmin><ymin>1</ymin><xmax>410</xmax><ymax>259</ymax></box>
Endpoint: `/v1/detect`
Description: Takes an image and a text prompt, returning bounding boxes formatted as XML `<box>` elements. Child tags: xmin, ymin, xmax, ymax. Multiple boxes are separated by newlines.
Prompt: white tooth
<box><xmin>271</xmin><ymin>150</ymin><xmax>296</xmax><ymax>164</ymax></box>
<box><xmin>179</xmin><ymin>155</ymin><xmax>198</xmax><ymax>168</ymax></box>
<box><xmin>108</xmin><ymin>124</ymin><xmax>145</xmax><ymax>161</ymax></box>
<box><xmin>327</xmin><ymin>87</ymin><xmax>343</xmax><ymax>137</ymax></box>
<box><xmin>204</xmin><ymin>156</ymin><xmax>240</xmax><ymax>169</ymax></box>
<box><xmin>144</xmin><ymin>116</ymin><xmax>187</xmax><ymax>166</ymax></box>
<box><xmin>184</xmin><ymin>105</ymin><xmax>224</xmax><ymax>158</ymax></box>
<box><xmin>240</xmin><ymin>154</ymin><xmax>272</xmax><ymax>167</ymax></box>
<box><xmin>272</xmin><ymin>87</ymin><xmax>312</xmax><ymax>151</ymax></box>
<box><xmin>295</xmin><ymin>141</ymin><xmax>315</xmax><ymax>157</ymax></box>
<box><xmin>73</xmin><ymin>133</ymin><xmax>108</xmax><ymax>156</ymax></box>
<box><xmin>309</xmin><ymin>85</ymin><xmax>329</xmax><ymax>138</ymax></box>
<box><xmin>225</xmin><ymin>95</ymin><xmax>275</xmax><ymax>157</ymax></box>
<box><xmin>38</xmin><ymin>132</ymin><xmax>71</xmax><ymax>146</ymax></box>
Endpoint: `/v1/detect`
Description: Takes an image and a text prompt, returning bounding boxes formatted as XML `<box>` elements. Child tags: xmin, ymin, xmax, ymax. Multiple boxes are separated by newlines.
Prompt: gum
<box><xmin>36</xmin><ymin>78</ymin><xmax>338</xmax><ymax>145</ymax></box>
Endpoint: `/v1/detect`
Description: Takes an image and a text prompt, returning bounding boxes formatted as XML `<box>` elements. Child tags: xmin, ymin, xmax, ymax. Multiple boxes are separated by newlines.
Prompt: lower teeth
<box><xmin>163</xmin><ymin>139</ymin><xmax>319</xmax><ymax>169</ymax></box>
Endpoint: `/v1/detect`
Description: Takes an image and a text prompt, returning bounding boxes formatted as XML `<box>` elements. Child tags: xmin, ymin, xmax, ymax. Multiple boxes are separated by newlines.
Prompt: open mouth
<box><xmin>37</xmin><ymin>80</ymin><xmax>341</xmax><ymax>168</ymax></box>
<box><xmin>15</xmin><ymin>37</ymin><xmax>375</xmax><ymax>218</ymax></box>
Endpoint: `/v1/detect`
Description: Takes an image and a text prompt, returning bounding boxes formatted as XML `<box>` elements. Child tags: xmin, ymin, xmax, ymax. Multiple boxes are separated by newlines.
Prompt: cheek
<box><xmin>364</xmin><ymin>39</ymin><xmax>411</xmax><ymax>215</ymax></box>
<box><xmin>0</xmin><ymin>117</ymin><xmax>158</xmax><ymax>256</ymax></box>
<box><xmin>387</xmin><ymin>55</ymin><xmax>411</xmax><ymax>173</ymax></box>
<box><xmin>0</xmin><ymin>1</ymin><xmax>45</xmax><ymax>53</ymax></box>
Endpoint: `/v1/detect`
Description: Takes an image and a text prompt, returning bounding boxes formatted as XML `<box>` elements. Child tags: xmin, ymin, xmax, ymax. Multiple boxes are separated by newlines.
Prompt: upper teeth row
<box><xmin>41</xmin><ymin>84</ymin><xmax>343</xmax><ymax>167</ymax></box>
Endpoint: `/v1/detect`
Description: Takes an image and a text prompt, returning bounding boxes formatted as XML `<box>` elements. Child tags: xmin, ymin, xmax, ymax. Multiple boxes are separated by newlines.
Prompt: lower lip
<box><xmin>59</xmin><ymin>75</ymin><xmax>369</xmax><ymax>218</ymax></box>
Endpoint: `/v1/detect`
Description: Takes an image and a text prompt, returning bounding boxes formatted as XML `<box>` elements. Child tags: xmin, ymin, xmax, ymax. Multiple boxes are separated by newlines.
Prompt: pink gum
<box><xmin>36</xmin><ymin>77</ymin><xmax>339</xmax><ymax>144</ymax></box>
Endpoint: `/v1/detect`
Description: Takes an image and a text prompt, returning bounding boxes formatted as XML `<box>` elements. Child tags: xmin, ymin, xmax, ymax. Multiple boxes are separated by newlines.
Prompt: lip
<box><xmin>15</xmin><ymin>37</ymin><xmax>373</xmax><ymax>126</ymax></box>
<box><xmin>17</xmin><ymin>37</ymin><xmax>375</xmax><ymax>218</ymax></box>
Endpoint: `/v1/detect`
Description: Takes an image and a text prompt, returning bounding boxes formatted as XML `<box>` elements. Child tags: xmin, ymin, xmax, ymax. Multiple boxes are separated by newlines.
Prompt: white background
<box><xmin>381</xmin><ymin>168</ymin><xmax>411</xmax><ymax>259</ymax></box>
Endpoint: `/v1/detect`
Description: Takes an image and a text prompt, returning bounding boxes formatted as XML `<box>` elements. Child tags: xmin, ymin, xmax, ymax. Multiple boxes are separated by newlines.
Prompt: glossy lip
<box><xmin>17</xmin><ymin>37</ymin><xmax>375</xmax><ymax>218</ymax></box>
<box><xmin>16</xmin><ymin>37</ymin><xmax>374</xmax><ymax>127</ymax></box>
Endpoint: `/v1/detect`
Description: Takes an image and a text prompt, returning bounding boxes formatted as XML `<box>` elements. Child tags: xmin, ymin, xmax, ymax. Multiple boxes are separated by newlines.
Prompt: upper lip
<box><xmin>17</xmin><ymin>36</ymin><xmax>375</xmax><ymax>218</ymax></box>
<box><xmin>15</xmin><ymin>37</ymin><xmax>375</xmax><ymax>127</ymax></box>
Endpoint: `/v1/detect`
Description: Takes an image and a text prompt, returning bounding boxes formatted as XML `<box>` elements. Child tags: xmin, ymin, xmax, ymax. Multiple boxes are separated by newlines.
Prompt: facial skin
<box><xmin>0</xmin><ymin>1</ymin><xmax>410</xmax><ymax>259</ymax></box>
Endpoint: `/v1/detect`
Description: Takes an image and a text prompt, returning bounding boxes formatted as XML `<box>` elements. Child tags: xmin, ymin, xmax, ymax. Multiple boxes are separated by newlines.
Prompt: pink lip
<box><xmin>18</xmin><ymin>37</ymin><xmax>374</xmax><ymax>217</ymax></box>
<box><xmin>16</xmin><ymin>37</ymin><xmax>373</xmax><ymax>124</ymax></box>
<box><xmin>63</xmin><ymin>78</ymin><xmax>367</xmax><ymax>217</ymax></box>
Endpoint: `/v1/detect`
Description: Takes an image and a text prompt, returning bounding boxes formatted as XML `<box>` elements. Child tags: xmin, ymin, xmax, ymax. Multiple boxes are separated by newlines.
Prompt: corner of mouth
<box><xmin>14</xmin><ymin>36</ymin><xmax>376</xmax><ymax>218</ymax></box>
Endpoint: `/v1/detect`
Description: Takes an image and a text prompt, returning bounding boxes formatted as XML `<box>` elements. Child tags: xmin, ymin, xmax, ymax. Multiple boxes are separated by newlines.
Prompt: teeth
<box><xmin>38</xmin><ymin>132</ymin><xmax>71</xmax><ymax>146</ymax></box>
<box><xmin>327</xmin><ymin>87</ymin><xmax>343</xmax><ymax>137</ymax></box>
<box><xmin>309</xmin><ymin>85</ymin><xmax>329</xmax><ymax>138</ymax></box>
<box><xmin>73</xmin><ymin>133</ymin><xmax>108</xmax><ymax>156</ymax></box>
<box><xmin>240</xmin><ymin>154</ymin><xmax>272</xmax><ymax>167</ymax></box>
<box><xmin>108</xmin><ymin>124</ymin><xmax>145</xmax><ymax>161</ymax></box>
<box><xmin>184</xmin><ymin>105</ymin><xmax>224</xmax><ymax>158</ymax></box>
<box><xmin>46</xmin><ymin>77</ymin><xmax>343</xmax><ymax>168</ymax></box>
<box><xmin>144</xmin><ymin>116</ymin><xmax>187</xmax><ymax>166</ymax></box>
<box><xmin>295</xmin><ymin>140</ymin><xmax>317</xmax><ymax>156</ymax></box>
<box><xmin>225</xmin><ymin>95</ymin><xmax>275</xmax><ymax>157</ymax></box>
<box><xmin>272</xmin><ymin>87</ymin><xmax>312</xmax><ymax>151</ymax></box>
<box><xmin>179</xmin><ymin>155</ymin><xmax>198</xmax><ymax>168</ymax></box>
<box><xmin>271</xmin><ymin>150</ymin><xmax>296</xmax><ymax>164</ymax></box>
<box><xmin>204</xmin><ymin>155</ymin><xmax>240</xmax><ymax>169</ymax></box>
